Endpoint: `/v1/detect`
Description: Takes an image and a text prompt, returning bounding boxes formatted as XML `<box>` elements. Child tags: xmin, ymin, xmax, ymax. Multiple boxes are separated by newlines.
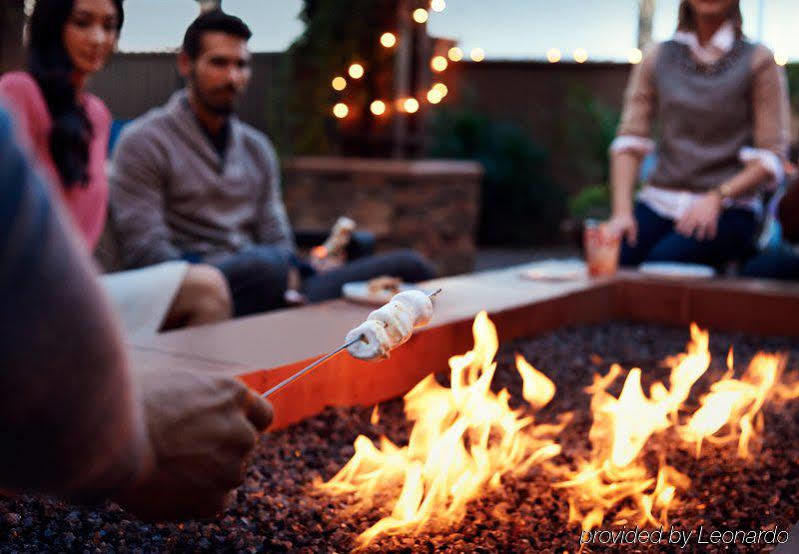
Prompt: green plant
<box><xmin>561</xmin><ymin>86</ymin><xmax>620</xmax><ymax>188</ymax></box>
<box><xmin>568</xmin><ymin>184</ymin><xmax>611</xmax><ymax>220</ymax></box>
<box><xmin>429</xmin><ymin>108</ymin><xmax>566</xmax><ymax>246</ymax></box>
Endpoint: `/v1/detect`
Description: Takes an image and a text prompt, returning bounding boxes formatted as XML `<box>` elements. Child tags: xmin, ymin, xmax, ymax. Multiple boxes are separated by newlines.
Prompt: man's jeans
<box><xmin>209</xmin><ymin>246</ymin><xmax>436</xmax><ymax>317</ymax></box>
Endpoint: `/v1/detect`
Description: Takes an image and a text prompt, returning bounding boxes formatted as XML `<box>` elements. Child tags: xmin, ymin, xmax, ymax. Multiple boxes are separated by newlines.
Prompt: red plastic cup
<box><xmin>583</xmin><ymin>219</ymin><xmax>620</xmax><ymax>277</ymax></box>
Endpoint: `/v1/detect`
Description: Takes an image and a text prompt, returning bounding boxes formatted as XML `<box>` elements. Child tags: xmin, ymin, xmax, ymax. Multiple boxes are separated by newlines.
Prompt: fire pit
<box><xmin>2</xmin><ymin>270</ymin><xmax>799</xmax><ymax>552</ymax></box>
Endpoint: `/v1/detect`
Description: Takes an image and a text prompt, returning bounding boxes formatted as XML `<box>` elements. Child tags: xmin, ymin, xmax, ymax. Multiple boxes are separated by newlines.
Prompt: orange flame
<box><xmin>556</xmin><ymin>324</ymin><xmax>794</xmax><ymax>532</ymax></box>
<box><xmin>555</xmin><ymin>323</ymin><xmax>712</xmax><ymax>531</ymax></box>
<box><xmin>679</xmin><ymin>352</ymin><xmax>785</xmax><ymax>458</ymax></box>
<box><xmin>318</xmin><ymin>311</ymin><xmax>564</xmax><ymax>544</ymax></box>
<box><xmin>322</xmin><ymin>317</ymin><xmax>798</xmax><ymax>541</ymax></box>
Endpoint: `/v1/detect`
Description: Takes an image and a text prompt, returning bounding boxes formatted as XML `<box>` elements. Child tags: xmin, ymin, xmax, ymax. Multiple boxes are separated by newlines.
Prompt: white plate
<box><xmin>342</xmin><ymin>281</ymin><xmax>431</xmax><ymax>306</ymax></box>
<box><xmin>638</xmin><ymin>262</ymin><xmax>716</xmax><ymax>279</ymax></box>
<box><xmin>520</xmin><ymin>259</ymin><xmax>588</xmax><ymax>281</ymax></box>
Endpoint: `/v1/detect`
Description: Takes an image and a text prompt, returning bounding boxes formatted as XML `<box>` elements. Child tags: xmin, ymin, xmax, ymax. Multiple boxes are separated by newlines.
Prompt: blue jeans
<box><xmin>620</xmin><ymin>201</ymin><xmax>757</xmax><ymax>268</ymax></box>
<box><xmin>741</xmin><ymin>245</ymin><xmax>799</xmax><ymax>281</ymax></box>
<box><xmin>209</xmin><ymin>246</ymin><xmax>436</xmax><ymax>317</ymax></box>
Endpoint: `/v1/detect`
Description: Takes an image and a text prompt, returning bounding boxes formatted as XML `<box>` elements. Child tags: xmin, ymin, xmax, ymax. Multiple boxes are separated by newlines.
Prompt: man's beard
<box><xmin>193</xmin><ymin>81</ymin><xmax>240</xmax><ymax>116</ymax></box>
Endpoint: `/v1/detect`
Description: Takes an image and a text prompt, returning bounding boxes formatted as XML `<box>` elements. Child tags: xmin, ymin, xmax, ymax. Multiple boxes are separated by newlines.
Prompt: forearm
<box><xmin>110</xmin><ymin>185</ymin><xmax>181</xmax><ymax>268</ymax></box>
<box><xmin>719</xmin><ymin>162</ymin><xmax>771</xmax><ymax>199</ymax></box>
<box><xmin>0</xmin><ymin>131</ymin><xmax>150</xmax><ymax>498</ymax></box>
<box><xmin>110</xmin><ymin>132</ymin><xmax>181</xmax><ymax>268</ymax></box>
<box><xmin>610</xmin><ymin>150</ymin><xmax>642</xmax><ymax>215</ymax></box>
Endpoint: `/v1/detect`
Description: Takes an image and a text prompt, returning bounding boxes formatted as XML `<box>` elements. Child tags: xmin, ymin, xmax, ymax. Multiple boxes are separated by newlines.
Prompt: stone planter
<box><xmin>283</xmin><ymin>157</ymin><xmax>483</xmax><ymax>276</ymax></box>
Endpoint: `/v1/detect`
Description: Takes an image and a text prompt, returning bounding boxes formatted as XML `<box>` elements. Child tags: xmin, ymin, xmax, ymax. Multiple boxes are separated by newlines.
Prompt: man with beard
<box><xmin>110</xmin><ymin>10</ymin><xmax>434</xmax><ymax>317</ymax></box>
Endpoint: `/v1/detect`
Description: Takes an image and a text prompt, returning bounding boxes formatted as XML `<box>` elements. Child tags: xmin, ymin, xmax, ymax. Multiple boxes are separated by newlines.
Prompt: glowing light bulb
<box><xmin>431</xmin><ymin>55</ymin><xmax>448</xmax><ymax>72</ymax></box>
<box><xmin>432</xmin><ymin>82</ymin><xmax>448</xmax><ymax>97</ymax></box>
<box><xmin>546</xmin><ymin>48</ymin><xmax>562</xmax><ymax>63</ymax></box>
<box><xmin>348</xmin><ymin>63</ymin><xmax>364</xmax><ymax>79</ymax></box>
<box><xmin>574</xmin><ymin>48</ymin><xmax>588</xmax><ymax>63</ymax></box>
<box><xmin>448</xmin><ymin>47</ymin><xmax>463</xmax><ymax>62</ymax></box>
<box><xmin>471</xmin><ymin>48</ymin><xmax>485</xmax><ymax>62</ymax></box>
<box><xmin>331</xmin><ymin>76</ymin><xmax>347</xmax><ymax>91</ymax></box>
<box><xmin>427</xmin><ymin>89</ymin><xmax>442</xmax><ymax>104</ymax></box>
<box><xmin>430</xmin><ymin>0</ymin><xmax>446</xmax><ymax>12</ymax></box>
<box><xmin>412</xmin><ymin>8</ymin><xmax>428</xmax><ymax>23</ymax></box>
<box><xmin>333</xmin><ymin>103</ymin><xmax>349</xmax><ymax>119</ymax></box>
<box><xmin>628</xmin><ymin>48</ymin><xmax>643</xmax><ymax>64</ymax></box>
<box><xmin>380</xmin><ymin>32</ymin><xmax>397</xmax><ymax>48</ymax></box>
<box><xmin>403</xmin><ymin>98</ymin><xmax>420</xmax><ymax>113</ymax></box>
<box><xmin>370</xmin><ymin>100</ymin><xmax>386</xmax><ymax>116</ymax></box>
<box><xmin>774</xmin><ymin>52</ymin><xmax>789</xmax><ymax>66</ymax></box>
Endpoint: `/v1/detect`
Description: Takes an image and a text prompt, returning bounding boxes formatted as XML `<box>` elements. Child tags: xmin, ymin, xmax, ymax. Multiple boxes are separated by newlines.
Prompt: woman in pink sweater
<box><xmin>0</xmin><ymin>0</ymin><xmax>231</xmax><ymax>333</ymax></box>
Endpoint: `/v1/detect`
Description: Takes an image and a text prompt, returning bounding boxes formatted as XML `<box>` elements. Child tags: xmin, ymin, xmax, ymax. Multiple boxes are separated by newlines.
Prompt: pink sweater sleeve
<box><xmin>0</xmin><ymin>72</ymin><xmax>52</xmax><ymax>166</ymax></box>
<box><xmin>0</xmin><ymin>72</ymin><xmax>112</xmax><ymax>250</ymax></box>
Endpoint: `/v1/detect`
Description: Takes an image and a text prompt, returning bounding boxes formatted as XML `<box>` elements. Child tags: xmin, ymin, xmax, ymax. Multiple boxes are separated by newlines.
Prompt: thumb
<box><xmin>242</xmin><ymin>388</ymin><xmax>273</xmax><ymax>432</ymax></box>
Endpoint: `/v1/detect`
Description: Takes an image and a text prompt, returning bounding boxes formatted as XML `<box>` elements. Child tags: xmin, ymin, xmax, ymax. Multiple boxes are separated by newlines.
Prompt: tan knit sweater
<box><xmin>618</xmin><ymin>42</ymin><xmax>790</xmax><ymax>165</ymax></box>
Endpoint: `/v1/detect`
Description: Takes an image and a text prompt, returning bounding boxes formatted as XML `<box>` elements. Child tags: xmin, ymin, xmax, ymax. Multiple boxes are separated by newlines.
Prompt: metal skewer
<box><xmin>261</xmin><ymin>288</ymin><xmax>443</xmax><ymax>398</ymax></box>
<box><xmin>262</xmin><ymin>335</ymin><xmax>363</xmax><ymax>398</ymax></box>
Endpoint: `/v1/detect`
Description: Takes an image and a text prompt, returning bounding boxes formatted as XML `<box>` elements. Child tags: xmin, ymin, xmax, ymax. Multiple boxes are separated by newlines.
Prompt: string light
<box><xmin>380</xmin><ymin>32</ymin><xmax>397</xmax><ymax>48</ymax></box>
<box><xmin>573</xmin><ymin>48</ymin><xmax>588</xmax><ymax>63</ymax></box>
<box><xmin>427</xmin><ymin>89</ymin><xmax>443</xmax><ymax>104</ymax></box>
<box><xmin>432</xmin><ymin>82</ymin><xmax>448</xmax><ymax>97</ymax></box>
<box><xmin>403</xmin><ymin>98</ymin><xmax>420</xmax><ymax>113</ymax></box>
<box><xmin>370</xmin><ymin>100</ymin><xmax>387</xmax><ymax>116</ymax></box>
<box><xmin>348</xmin><ymin>63</ymin><xmax>365</xmax><ymax>79</ymax></box>
<box><xmin>628</xmin><ymin>48</ymin><xmax>643</xmax><ymax>64</ymax></box>
<box><xmin>546</xmin><ymin>48</ymin><xmax>562</xmax><ymax>63</ymax></box>
<box><xmin>333</xmin><ymin>103</ymin><xmax>349</xmax><ymax>119</ymax></box>
<box><xmin>448</xmin><ymin>47</ymin><xmax>463</xmax><ymax>62</ymax></box>
<box><xmin>774</xmin><ymin>52</ymin><xmax>789</xmax><ymax>66</ymax></box>
<box><xmin>412</xmin><ymin>8</ymin><xmax>428</xmax><ymax>23</ymax></box>
<box><xmin>470</xmin><ymin>48</ymin><xmax>485</xmax><ymax>62</ymax></box>
<box><xmin>430</xmin><ymin>0</ymin><xmax>446</xmax><ymax>12</ymax></box>
<box><xmin>431</xmin><ymin>55</ymin><xmax>448</xmax><ymax>72</ymax></box>
<box><xmin>331</xmin><ymin>76</ymin><xmax>347</xmax><ymax>91</ymax></box>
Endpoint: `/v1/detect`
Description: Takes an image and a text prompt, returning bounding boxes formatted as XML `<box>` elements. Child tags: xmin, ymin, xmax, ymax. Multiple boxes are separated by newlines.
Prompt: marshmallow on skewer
<box><xmin>346</xmin><ymin>290</ymin><xmax>434</xmax><ymax>361</ymax></box>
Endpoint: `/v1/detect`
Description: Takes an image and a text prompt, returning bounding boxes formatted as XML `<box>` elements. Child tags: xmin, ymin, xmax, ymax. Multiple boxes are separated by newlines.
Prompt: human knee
<box><xmin>183</xmin><ymin>264</ymin><xmax>233</xmax><ymax>321</ymax></box>
<box><xmin>243</xmin><ymin>247</ymin><xmax>292</xmax><ymax>289</ymax></box>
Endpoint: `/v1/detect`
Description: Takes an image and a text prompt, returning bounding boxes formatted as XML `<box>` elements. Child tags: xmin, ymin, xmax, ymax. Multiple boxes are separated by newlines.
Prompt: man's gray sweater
<box><xmin>109</xmin><ymin>89</ymin><xmax>294</xmax><ymax>268</ymax></box>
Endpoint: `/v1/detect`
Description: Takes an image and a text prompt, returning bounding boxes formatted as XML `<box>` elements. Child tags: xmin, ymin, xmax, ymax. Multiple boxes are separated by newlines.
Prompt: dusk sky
<box><xmin>118</xmin><ymin>0</ymin><xmax>798</xmax><ymax>62</ymax></box>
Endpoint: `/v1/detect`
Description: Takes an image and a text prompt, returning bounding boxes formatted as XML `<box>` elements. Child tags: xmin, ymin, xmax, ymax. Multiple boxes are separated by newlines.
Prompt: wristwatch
<box><xmin>717</xmin><ymin>182</ymin><xmax>733</xmax><ymax>200</ymax></box>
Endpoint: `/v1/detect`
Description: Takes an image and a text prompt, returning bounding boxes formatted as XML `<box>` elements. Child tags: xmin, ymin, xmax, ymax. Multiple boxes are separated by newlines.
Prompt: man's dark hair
<box><xmin>182</xmin><ymin>10</ymin><xmax>252</xmax><ymax>59</ymax></box>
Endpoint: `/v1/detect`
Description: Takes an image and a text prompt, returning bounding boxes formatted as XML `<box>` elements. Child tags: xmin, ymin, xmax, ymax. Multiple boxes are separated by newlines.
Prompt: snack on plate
<box><xmin>346</xmin><ymin>290</ymin><xmax>434</xmax><ymax>361</ymax></box>
<box><xmin>366</xmin><ymin>275</ymin><xmax>403</xmax><ymax>296</ymax></box>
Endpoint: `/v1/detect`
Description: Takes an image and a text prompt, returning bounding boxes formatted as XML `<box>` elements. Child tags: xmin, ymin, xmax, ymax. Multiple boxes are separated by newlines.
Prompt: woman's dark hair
<box><xmin>182</xmin><ymin>9</ymin><xmax>251</xmax><ymax>60</ymax></box>
<box><xmin>28</xmin><ymin>0</ymin><xmax>124</xmax><ymax>188</ymax></box>
<box><xmin>677</xmin><ymin>0</ymin><xmax>743</xmax><ymax>39</ymax></box>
